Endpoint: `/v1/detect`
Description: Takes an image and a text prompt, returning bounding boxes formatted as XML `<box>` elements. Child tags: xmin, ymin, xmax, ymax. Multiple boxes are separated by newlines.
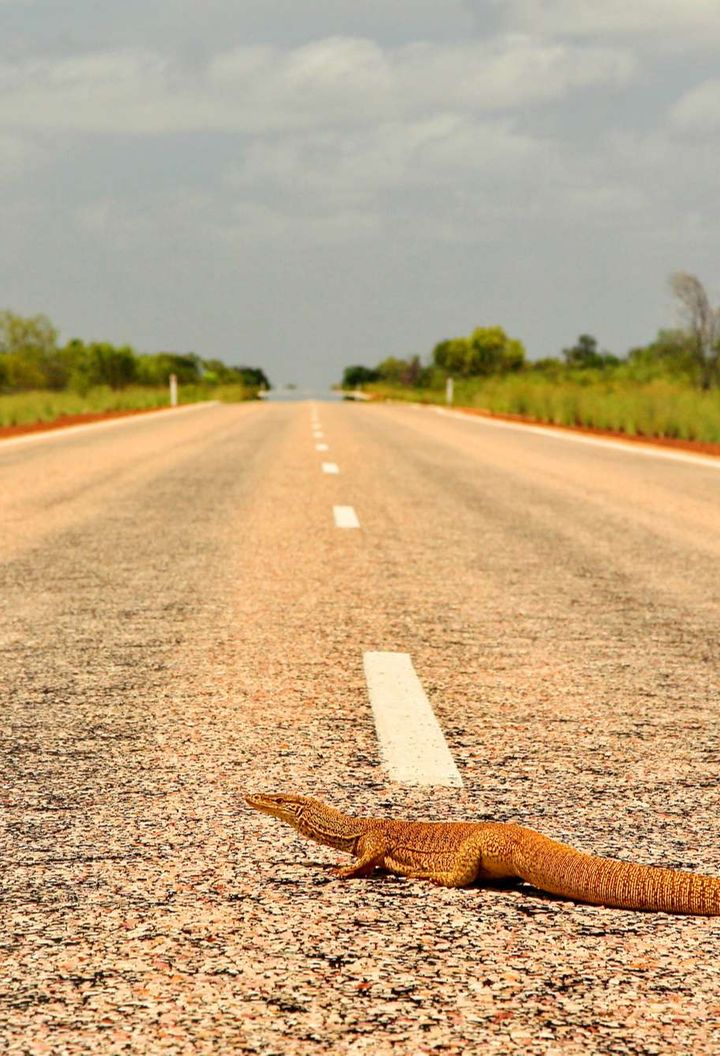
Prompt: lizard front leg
<box><xmin>332</xmin><ymin>832</ymin><xmax>387</xmax><ymax>879</ymax></box>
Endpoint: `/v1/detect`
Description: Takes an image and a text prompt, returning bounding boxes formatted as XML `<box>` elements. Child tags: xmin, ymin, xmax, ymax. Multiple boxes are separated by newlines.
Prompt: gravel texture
<box><xmin>2</xmin><ymin>399</ymin><xmax>719</xmax><ymax>1055</ymax></box>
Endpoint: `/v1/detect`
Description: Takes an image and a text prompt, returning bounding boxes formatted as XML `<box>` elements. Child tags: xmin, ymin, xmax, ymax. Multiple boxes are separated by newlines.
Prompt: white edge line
<box><xmin>0</xmin><ymin>400</ymin><xmax>221</xmax><ymax>449</ymax></box>
<box><xmin>431</xmin><ymin>405</ymin><xmax>720</xmax><ymax>470</ymax></box>
<box><xmin>363</xmin><ymin>651</ymin><xmax>463</xmax><ymax>787</ymax></box>
<box><xmin>333</xmin><ymin>505</ymin><xmax>359</xmax><ymax>528</ymax></box>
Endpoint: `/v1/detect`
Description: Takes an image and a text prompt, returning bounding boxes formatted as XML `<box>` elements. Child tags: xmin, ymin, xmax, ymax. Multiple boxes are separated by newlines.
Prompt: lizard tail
<box><xmin>511</xmin><ymin>828</ymin><xmax>720</xmax><ymax>915</ymax></box>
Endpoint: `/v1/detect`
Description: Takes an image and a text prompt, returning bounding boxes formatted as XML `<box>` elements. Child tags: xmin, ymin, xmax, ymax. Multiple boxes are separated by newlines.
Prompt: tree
<box><xmin>432</xmin><ymin>337</ymin><xmax>471</xmax><ymax>375</ymax></box>
<box><xmin>669</xmin><ymin>272</ymin><xmax>720</xmax><ymax>389</ymax></box>
<box><xmin>467</xmin><ymin>326</ymin><xmax>525</xmax><ymax>374</ymax></box>
<box><xmin>0</xmin><ymin>310</ymin><xmax>61</xmax><ymax>390</ymax></box>
<box><xmin>201</xmin><ymin>357</ymin><xmax>232</xmax><ymax>384</ymax></box>
<box><xmin>0</xmin><ymin>310</ymin><xmax>58</xmax><ymax>359</ymax></box>
<box><xmin>626</xmin><ymin>329</ymin><xmax>694</xmax><ymax>381</ymax></box>
<box><xmin>61</xmin><ymin>340</ymin><xmax>138</xmax><ymax>390</ymax></box>
<box><xmin>342</xmin><ymin>365</ymin><xmax>380</xmax><ymax>387</ymax></box>
<box><xmin>563</xmin><ymin>334</ymin><xmax>599</xmax><ymax>368</ymax></box>
<box><xmin>235</xmin><ymin>366</ymin><xmax>271</xmax><ymax>389</ymax></box>
<box><xmin>561</xmin><ymin>333</ymin><xmax>619</xmax><ymax>369</ymax></box>
<box><xmin>433</xmin><ymin>328</ymin><xmax>525</xmax><ymax>376</ymax></box>
<box><xmin>400</xmin><ymin>355</ymin><xmax>423</xmax><ymax>386</ymax></box>
<box><xmin>89</xmin><ymin>343</ymin><xmax>137</xmax><ymax>389</ymax></box>
<box><xmin>136</xmin><ymin>352</ymin><xmax>202</xmax><ymax>386</ymax></box>
<box><xmin>198</xmin><ymin>360</ymin><xmax>269</xmax><ymax>388</ymax></box>
<box><xmin>60</xmin><ymin>338</ymin><xmax>93</xmax><ymax>393</ymax></box>
<box><xmin>376</xmin><ymin>357</ymin><xmax>410</xmax><ymax>383</ymax></box>
<box><xmin>531</xmin><ymin>357</ymin><xmax>563</xmax><ymax>373</ymax></box>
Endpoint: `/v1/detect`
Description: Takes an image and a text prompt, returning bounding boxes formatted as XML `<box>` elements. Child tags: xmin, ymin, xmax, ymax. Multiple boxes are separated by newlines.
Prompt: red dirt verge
<box><xmin>455</xmin><ymin>406</ymin><xmax>720</xmax><ymax>458</ymax></box>
<box><xmin>366</xmin><ymin>391</ymin><xmax>720</xmax><ymax>459</ymax></box>
<box><xmin>0</xmin><ymin>405</ymin><xmax>174</xmax><ymax>441</ymax></box>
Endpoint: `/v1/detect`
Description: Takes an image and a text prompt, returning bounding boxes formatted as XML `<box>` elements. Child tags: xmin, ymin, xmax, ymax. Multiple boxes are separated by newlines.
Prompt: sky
<box><xmin>1</xmin><ymin>1</ymin><xmax>719</xmax><ymax>387</ymax></box>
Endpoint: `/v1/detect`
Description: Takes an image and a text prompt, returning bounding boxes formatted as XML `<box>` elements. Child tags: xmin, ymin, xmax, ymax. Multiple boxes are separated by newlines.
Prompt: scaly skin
<box><xmin>245</xmin><ymin>793</ymin><xmax>720</xmax><ymax>915</ymax></box>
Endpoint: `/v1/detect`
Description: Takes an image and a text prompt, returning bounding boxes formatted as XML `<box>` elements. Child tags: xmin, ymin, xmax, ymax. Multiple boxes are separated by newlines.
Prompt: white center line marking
<box><xmin>363</xmin><ymin>652</ymin><xmax>463</xmax><ymax>787</ymax></box>
<box><xmin>315</xmin><ymin>442</ymin><xmax>329</xmax><ymax>451</ymax></box>
<box><xmin>322</xmin><ymin>462</ymin><xmax>340</xmax><ymax>474</ymax></box>
<box><xmin>313</xmin><ymin>431</ymin><xmax>324</xmax><ymax>439</ymax></box>
<box><xmin>333</xmin><ymin>505</ymin><xmax>359</xmax><ymax>528</ymax></box>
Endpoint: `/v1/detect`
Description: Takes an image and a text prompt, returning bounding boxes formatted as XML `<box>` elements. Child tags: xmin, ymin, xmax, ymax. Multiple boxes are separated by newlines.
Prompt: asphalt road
<box><xmin>3</xmin><ymin>400</ymin><xmax>719</xmax><ymax>1056</ymax></box>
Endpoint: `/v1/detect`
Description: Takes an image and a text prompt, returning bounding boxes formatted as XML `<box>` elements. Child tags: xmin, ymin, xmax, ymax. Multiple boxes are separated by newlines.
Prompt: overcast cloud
<box><xmin>1</xmin><ymin>0</ymin><xmax>719</xmax><ymax>386</ymax></box>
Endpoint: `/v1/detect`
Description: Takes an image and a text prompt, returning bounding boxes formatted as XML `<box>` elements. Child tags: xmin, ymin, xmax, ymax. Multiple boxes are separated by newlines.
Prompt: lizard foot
<box><xmin>331</xmin><ymin>865</ymin><xmax>375</xmax><ymax>880</ymax></box>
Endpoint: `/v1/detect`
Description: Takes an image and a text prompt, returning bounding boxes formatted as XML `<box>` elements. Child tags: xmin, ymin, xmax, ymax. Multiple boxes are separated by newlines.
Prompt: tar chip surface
<box><xmin>2</xmin><ymin>401</ymin><xmax>720</xmax><ymax>1055</ymax></box>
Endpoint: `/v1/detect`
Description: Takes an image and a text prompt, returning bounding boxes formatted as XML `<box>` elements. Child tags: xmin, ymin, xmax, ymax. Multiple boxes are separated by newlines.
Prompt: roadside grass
<box><xmin>198</xmin><ymin>383</ymin><xmax>260</xmax><ymax>403</ymax></box>
<box><xmin>0</xmin><ymin>383</ymin><xmax>258</xmax><ymax>428</ymax></box>
<box><xmin>361</xmin><ymin>377</ymin><xmax>720</xmax><ymax>444</ymax></box>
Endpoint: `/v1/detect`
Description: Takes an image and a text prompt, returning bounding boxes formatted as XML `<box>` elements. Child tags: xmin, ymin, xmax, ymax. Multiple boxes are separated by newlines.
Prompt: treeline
<box><xmin>344</xmin><ymin>326</ymin><xmax>703</xmax><ymax>391</ymax></box>
<box><xmin>343</xmin><ymin>272</ymin><xmax>720</xmax><ymax>393</ymax></box>
<box><xmin>0</xmin><ymin>310</ymin><xmax>270</xmax><ymax>394</ymax></box>
<box><xmin>344</xmin><ymin>325</ymin><xmax>528</xmax><ymax>389</ymax></box>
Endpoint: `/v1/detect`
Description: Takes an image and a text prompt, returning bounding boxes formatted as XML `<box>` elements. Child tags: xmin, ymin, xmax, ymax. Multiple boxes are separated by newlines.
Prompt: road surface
<box><xmin>3</xmin><ymin>400</ymin><xmax>719</xmax><ymax>1055</ymax></box>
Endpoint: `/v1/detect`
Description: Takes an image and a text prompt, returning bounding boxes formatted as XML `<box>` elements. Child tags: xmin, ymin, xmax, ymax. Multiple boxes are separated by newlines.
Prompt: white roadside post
<box><xmin>169</xmin><ymin>373</ymin><xmax>178</xmax><ymax>407</ymax></box>
<box><xmin>445</xmin><ymin>376</ymin><xmax>454</xmax><ymax>405</ymax></box>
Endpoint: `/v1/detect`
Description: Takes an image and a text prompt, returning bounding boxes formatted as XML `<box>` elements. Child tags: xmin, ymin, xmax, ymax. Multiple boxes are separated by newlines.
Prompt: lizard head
<box><xmin>245</xmin><ymin>792</ymin><xmax>363</xmax><ymax>850</ymax></box>
<box><xmin>245</xmin><ymin>792</ymin><xmax>318</xmax><ymax>827</ymax></box>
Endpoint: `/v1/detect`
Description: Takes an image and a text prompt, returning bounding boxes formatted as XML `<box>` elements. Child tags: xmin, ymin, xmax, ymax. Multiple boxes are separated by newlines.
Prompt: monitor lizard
<box><xmin>245</xmin><ymin>793</ymin><xmax>720</xmax><ymax>915</ymax></box>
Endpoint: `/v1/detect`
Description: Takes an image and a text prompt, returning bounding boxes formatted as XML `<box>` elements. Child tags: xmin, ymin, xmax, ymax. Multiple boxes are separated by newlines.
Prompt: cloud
<box><xmin>0</xmin><ymin>131</ymin><xmax>44</xmax><ymax>181</ymax></box>
<box><xmin>0</xmin><ymin>5</ymin><xmax>717</xmax><ymax>386</ymax></box>
<box><xmin>491</xmin><ymin>0</ymin><xmax>720</xmax><ymax>48</ymax></box>
<box><xmin>221</xmin><ymin>114</ymin><xmax>696</xmax><ymax>249</ymax></box>
<box><xmin>670</xmin><ymin>78</ymin><xmax>720</xmax><ymax>132</ymax></box>
<box><xmin>0</xmin><ymin>35</ymin><xmax>636</xmax><ymax>135</ymax></box>
<box><xmin>231</xmin><ymin>115</ymin><xmax>542</xmax><ymax>198</ymax></box>
<box><xmin>0</xmin><ymin>0</ymin><xmax>475</xmax><ymax>62</ymax></box>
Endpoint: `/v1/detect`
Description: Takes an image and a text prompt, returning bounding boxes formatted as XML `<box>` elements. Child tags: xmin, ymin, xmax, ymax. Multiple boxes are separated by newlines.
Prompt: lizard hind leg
<box><xmin>399</xmin><ymin>842</ymin><xmax>486</xmax><ymax>889</ymax></box>
<box><xmin>401</xmin><ymin>829</ymin><xmax>515</xmax><ymax>889</ymax></box>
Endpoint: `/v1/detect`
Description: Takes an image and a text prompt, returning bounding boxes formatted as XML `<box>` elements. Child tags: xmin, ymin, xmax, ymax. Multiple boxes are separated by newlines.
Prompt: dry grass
<box><xmin>0</xmin><ymin>384</ymin><xmax>258</xmax><ymax>427</ymax></box>
<box><xmin>362</xmin><ymin>377</ymin><xmax>720</xmax><ymax>443</ymax></box>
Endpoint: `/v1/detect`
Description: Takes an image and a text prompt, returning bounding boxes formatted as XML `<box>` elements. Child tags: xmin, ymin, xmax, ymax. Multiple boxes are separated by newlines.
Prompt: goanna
<box><xmin>246</xmin><ymin>793</ymin><xmax>720</xmax><ymax>915</ymax></box>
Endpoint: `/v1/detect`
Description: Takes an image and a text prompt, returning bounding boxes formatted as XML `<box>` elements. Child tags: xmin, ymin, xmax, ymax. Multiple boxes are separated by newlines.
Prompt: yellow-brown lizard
<box><xmin>245</xmin><ymin>793</ymin><xmax>720</xmax><ymax>915</ymax></box>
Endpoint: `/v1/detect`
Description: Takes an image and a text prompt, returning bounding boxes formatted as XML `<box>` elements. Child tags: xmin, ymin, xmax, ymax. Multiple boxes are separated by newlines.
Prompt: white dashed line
<box><xmin>315</xmin><ymin>443</ymin><xmax>329</xmax><ymax>452</ymax></box>
<box><xmin>322</xmin><ymin>462</ymin><xmax>340</xmax><ymax>474</ymax></box>
<box><xmin>363</xmin><ymin>651</ymin><xmax>463</xmax><ymax>787</ymax></box>
<box><xmin>313</xmin><ymin>431</ymin><xmax>324</xmax><ymax>439</ymax></box>
<box><xmin>0</xmin><ymin>401</ymin><xmax>220</xmax><ymax>449</ymax></box>
<box><xmin>333</xmin><ymin>505</ymin><xmax>359</xmax><ymax>528</ymax></box>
